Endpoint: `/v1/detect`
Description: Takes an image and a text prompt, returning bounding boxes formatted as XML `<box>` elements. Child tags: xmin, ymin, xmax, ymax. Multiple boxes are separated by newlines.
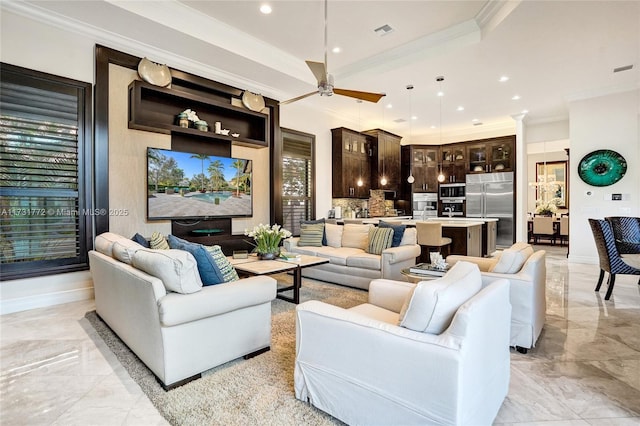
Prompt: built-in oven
<box><xmin>439</xmin><ymin>183</ymin><xmax>466</xmax><ymax>199</ymax></box>
<box><xmin>439</xmin><ymin>198</ymin><xmax>465</xmax><ymax>217</ymax></box>
<box><xmin>412</xmin><ymin>193</ymin><xmax>438</xmax><ymax>219</ymax></box>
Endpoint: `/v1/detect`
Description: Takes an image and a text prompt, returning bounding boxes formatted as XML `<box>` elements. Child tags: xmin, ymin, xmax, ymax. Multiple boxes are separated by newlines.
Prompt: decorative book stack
<box><xmin>408</xmin><ymin>263</ymin><xmax>449</xmax><ymax>277</ymax></box>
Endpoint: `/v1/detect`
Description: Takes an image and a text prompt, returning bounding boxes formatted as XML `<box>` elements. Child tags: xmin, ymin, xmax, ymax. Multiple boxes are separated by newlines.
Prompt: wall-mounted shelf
<box><xmin>128</xmin><ymin>80</ymin><xmax>269</xmax><ymax>148</ymax></box>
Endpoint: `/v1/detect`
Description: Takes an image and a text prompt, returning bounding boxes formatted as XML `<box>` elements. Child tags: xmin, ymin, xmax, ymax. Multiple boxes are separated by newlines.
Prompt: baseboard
<box><xmin>567</xmin><ymin>255</ymin><xmax>598</xmax><ymax>265</ymax></box>
<box><xmin>0</xmin><ymin>287</ymin><xmax>94</xmax><ymax>315</ymax></box>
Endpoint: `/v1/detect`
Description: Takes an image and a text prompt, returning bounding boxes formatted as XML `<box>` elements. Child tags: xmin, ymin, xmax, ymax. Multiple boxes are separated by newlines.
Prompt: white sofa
<box><xmin>283</xmin><ymin>224</ymin><xmax>421</xmax><ymax>290</ymax></box>
<box><xmin>295</xmin><ymin>262</ymin><xmax>511</xmax><ymax>425</ymax></box>
<box><xmin>447</xmin><ymin>243</ymin><xmax>546</xmax><ymax>353</ymax></box>
<box><xmin>89</xmin><ymin>232</ymin><xmax>277</xmax><ymax>389</ymax></box>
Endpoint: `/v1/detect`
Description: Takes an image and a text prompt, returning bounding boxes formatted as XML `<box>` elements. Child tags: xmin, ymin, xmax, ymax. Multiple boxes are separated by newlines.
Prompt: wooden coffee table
<box><xmin>229</xmin><ymin>254</ymin><xmax>329</xmax><ymax>304</ymax></box>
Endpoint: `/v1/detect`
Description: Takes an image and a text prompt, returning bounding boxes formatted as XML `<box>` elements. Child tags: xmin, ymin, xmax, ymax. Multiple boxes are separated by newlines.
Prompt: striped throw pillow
<box><xmin>367</xmin><ymin>227</ymin><xmax>394</xmax><ymax>255</ymax></box>
<box><xmin>150</xmin><ymin>232</ymin><xmax>169</xmax><ymax>250</ymax></box>
<box><xmin>298</xmin><ymin>223</ymin><xmax>325</xmax><ymax>247</ymax></box>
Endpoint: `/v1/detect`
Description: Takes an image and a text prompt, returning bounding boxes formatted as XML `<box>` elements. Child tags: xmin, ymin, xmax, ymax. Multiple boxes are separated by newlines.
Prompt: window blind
<box><xmin>0</xmin><ymin>64</ymin><xmax>91</xmax><ymax>279</ymax></box>
<box><xmin>281</xmin><ymin>131</ymin><xmax>314</xmax><ymax>236</ymax></box>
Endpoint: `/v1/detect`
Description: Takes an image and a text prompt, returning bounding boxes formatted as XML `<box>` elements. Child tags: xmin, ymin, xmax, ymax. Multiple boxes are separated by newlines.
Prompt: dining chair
<box><xmin>588</xmin><ymin>218</ymin><xmax>640</xmax><ymax>300</ymax></box>
<box><xmin>532</xmin><ymin>216</ymin><xmax>556</xmax><ymax>245</ymax></box>
<box><xmin>605</xmin><ymin>216</ymin><xmax>640</xmax><ymax>254</ymax></box>
<box><xmin>416</xmin><ymin>221</ymin><xmax>452</xmax><ymax>261</ymax></box>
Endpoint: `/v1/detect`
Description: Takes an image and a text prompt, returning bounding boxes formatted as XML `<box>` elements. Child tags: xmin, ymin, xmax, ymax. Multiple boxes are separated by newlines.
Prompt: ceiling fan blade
<box><xmin>333</xmin><ymin>88</ymin><xmax>386</xmax><ymax>103</ymax></box>
<box><xmin>280</xmin><ymin>91</ymin><xmax>319</xmax><ymax>105</ymax></box>
<box><xmin>305</xmin><ymin>60</ymin><xmax>327</xmax><ymax>84</ymax></box>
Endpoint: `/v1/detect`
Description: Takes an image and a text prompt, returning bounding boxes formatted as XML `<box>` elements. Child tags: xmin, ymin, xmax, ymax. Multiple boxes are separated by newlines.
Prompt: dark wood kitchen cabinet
<box><xmin>440</xmin><ymin>143</ymin><xmax>466</xmax><ymax>183</ymax></box>
<box><xmin>467</xmin><ymin>136</ymin><xmax>515</xmax><ymax>174</ymax></box>
<box><xmin>331</xmin><ymin>127</ymin><xmax>371</xmax><ymax>198</ymax></box>
<box><xmin>402</xmin><ymin>145</ymin><xmax>439</xmax><ymax>194</ymax></box>
<box><xmin>364</xmin><ymin>128</ymin><xmax>402</xmax><ymax>194</ymax></box>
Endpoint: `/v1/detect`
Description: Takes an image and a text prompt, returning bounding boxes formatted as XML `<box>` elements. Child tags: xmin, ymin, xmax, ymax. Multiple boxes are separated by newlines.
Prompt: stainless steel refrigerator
<box><xmin>466</xmin><ymin>172</ymin><xmax>514</xmax><ymax>248</ymax></box>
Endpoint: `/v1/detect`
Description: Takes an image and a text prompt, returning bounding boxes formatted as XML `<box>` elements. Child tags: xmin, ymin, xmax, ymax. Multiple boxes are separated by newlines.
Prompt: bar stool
<box><xmin>416</xmin><ymin>221</ymin><xmax>452</xmax><ymax>262</ymax></box>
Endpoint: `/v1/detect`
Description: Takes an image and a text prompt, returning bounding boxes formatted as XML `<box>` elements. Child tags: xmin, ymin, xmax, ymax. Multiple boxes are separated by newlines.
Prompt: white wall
<box><xmin>568</xmin><ymin>89</ymin><xmax>640</xmax><ymax>264</ymax></box>
<box><xmin>0</xmin><ymin>10</ymin><xmax>96</xmax><ymax>314</ymax></box>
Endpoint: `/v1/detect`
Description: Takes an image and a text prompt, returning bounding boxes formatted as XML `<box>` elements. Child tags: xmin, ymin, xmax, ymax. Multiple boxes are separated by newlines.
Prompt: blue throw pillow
<box><xmin>167</xmin><ymin>235</ymin><xmax>225</xmax><ymax>285</ymax></box>
<box><xmin>379</xmin><ymin>221</ymin><xmax>406</xmax><ymax>247</ymax></box>
<box><xmin>300</xmin><ymin>218</ymin><xmax>327</xmax><ymax>245</ymax></box>
<box><xmin>131</xmin><ymin>233</ymin><xmax>150</xmax><ymax>248</ymax></box>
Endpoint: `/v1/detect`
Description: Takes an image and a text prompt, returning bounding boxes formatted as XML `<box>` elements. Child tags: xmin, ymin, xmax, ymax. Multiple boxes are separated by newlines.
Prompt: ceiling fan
<box><xmin>280</xmin><ymin>0</ymin><xmax>386</xmax><ymax>105</ymax></box>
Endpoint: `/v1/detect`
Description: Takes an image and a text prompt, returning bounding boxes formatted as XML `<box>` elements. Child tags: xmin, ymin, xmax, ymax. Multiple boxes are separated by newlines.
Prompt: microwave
<box><xmin>439</xmin><ymin>183</ymin><xmax>465</xmax><ymax>199</ymax></box>
<box><xmin>439</xmin><ymin>198</ymin><xmax>465</xmax><ymax>217</ymax></box>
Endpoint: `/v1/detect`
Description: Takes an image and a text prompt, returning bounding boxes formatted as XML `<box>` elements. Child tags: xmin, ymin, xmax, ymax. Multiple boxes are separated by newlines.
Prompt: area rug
<box><xmin>84</xmin><ymin>278</ymin><xmax>368</xmax><ymax>426</ymax></box>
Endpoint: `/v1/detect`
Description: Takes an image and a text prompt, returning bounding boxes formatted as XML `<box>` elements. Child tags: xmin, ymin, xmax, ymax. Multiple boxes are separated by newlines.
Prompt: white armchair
<box><xmin>447</xmin><ymin>244</ymin><xmax>546</xmax><ymax>353</ymax></box>
<box><xmin>294</xmin><ymin>262</ymin><xmax>511</xmax><ymax>425</ymax></box>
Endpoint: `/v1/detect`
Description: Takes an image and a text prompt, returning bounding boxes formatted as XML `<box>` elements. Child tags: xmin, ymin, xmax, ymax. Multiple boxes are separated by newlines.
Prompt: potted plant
<box><xmin>244</xmin><ymin>223</ymin><xmax>292</xmax><ymax>260</ymax></box>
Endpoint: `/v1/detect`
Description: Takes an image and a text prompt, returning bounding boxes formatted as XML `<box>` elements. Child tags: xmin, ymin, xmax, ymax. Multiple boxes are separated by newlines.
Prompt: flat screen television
<box><xmin>146</xmin><ymin>147</ymin><xmax>252</xmax><ymax>220</ymax></box>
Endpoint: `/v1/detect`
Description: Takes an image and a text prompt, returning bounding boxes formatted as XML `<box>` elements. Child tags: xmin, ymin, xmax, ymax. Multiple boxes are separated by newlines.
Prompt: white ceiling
<box><xmin>17</xmin><ymin>0</ymin><xmax>640</xmax><ymax>142</ymax></box>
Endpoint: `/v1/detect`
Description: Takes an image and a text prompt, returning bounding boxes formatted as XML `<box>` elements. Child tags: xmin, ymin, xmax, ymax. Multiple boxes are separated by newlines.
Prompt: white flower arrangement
<box><xmin>244</xmin><ymin>223</ymin><xmax>292</xmax><ymax>255</ymax></box>
<box><xmin>535</xmin><ymin>197</ymin><xmax>561</xmax><ymax>215</ymax></box>
<box><xmin>182</xmin><ymin>109</ymin><xmax>200</xmax><ymax>122</ymax></box>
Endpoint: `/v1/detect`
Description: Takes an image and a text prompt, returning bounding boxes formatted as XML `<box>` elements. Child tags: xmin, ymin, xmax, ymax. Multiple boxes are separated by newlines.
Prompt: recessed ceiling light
<box><xmin>259</xmin><ymin>4</ymin><xmax>272</xmax><ymax>14</ymax></box>
<box><xmin>521</xmin><ymin>109</ymin><xmax>529</xmax><ymax>114</ymax></box>
<box><xmin>512</xmin><ymin>95</ymin><xmax>521</xmax><ymax>100</ymax></box>
<box><xmin>386</xmin><ymin>104</ymin><xmax>393</xmax><ymax>109</ymax></box>
<box><xmin>411</xmin><ymin>115</ymin><xmax>417</xmax><ymax>120</ymax></box>
<box><xmin>332</xmin><ymin>47</ymin><xmax>341</xmax><ymax>53</ymax></box>
<box><xmin>456</xmin><ymin>106</ymin><xmax>464</xmax><ymax>111</ymax></box>
<box><xmin>437</xmin><ymin>91</ymin><xmax>444</xmax><ymax>97</ymax></box>
<box><xmin>430</xmin><ymin>125</ymin><xmax>437</xmax><ymax>129</ymax></box>
<box><xmin>499</xmin><ymin>76</ymin><xmax>509</xmax><ymax>82</ymax></box>
<box><xmin>471</xmin><ymin>118</ymin><xmax>480</xmax><ymax>122</ymax></box>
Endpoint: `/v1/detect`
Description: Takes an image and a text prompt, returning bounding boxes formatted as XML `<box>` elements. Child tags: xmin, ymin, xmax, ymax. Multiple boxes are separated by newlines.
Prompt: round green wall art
<box><xmin>577</xmin><ymin>149</ymin><xmax>627</xmax><ymax>187</ymax></box>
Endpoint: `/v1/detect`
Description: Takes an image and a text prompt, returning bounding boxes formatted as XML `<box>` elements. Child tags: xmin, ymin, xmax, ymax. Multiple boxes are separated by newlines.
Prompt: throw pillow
<box><xmin>94</xmin><ymin>232</ymin><xmax>129</xmax><ymax>257</ymax></box>
<box><xmin>132</xmin><ymin>248</ymin><xmax>203</xmax><ymax>294</ymax></box>
<box><xmin>367</xmin><ymin>227</ymin><xmax>394</xmax><ymax>255</ymax></box>
<box><xmin>204</xmin><ymin>245</ymin><xmax>239</xmax><ymax>283</ymax></box>
<box><xmin>112</xmin><ymin>239</ymin><xmax>145</xmax><ymax>264</ymax></box>
<box><xmin>341</xmin><ymin>224</ymin><xmax>372</xmax><ymax>251</ymax></box>
<box><xmin>490</xmin><ymin>244</ymin><xmax>534</xmax><ymax>274</ymax></box>
<box><xmin>300</xmin><ymin>218</ymin><xmax>327</xmax><ymax>245</ymax></box>
<box><xmin>399</xmin><ymin>261</ymin><xmax>482</xmax><ymax>334</ymax></box>
<box><xmin>298</xmin><ymin>223</ymin><xmax>325</xmax><ymax>247</ymax></box>
<box><xmin>325</xmin><ymin>223</ymin><xmax>344</xmax><ymax>248</ymax></box>
<box><xmin>399</xmin><ymin>227</ymin><xmax>417</xmax><ymax>246</ymax></box>
<box><xmin>379</xmin><ymin>221</ymin><xmax>406</xmax><ymax>247</ymax></box>
<box><xmin>131</xmin><ymin>233</ymin><xmax>150</xmax><ymax>248</ymax></box>
<box><xmin>167</xmin><ymin>235</ymin><xmax>236</xmax><ymax>285</ymax></box>
<box><xmin>150</xmin><ymin>232</ymin><xmax>169</xmax><ymax>250</ymax></box>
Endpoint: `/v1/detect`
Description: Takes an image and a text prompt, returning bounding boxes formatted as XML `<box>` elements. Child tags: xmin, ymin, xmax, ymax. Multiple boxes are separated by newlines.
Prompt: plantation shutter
<box><xmin>282</xmin><ymin>131</ymin><xmax>314</xmax><ymax>236</ymax></box>
<box><xmin>0</xmin><ymin>63</ymin><xmax>91</xmax><ymax>280</ymax></box>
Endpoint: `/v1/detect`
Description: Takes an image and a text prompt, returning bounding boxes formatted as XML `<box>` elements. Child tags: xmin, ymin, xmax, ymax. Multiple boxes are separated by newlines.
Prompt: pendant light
<box><xmin>380</xmin><ymin>101</ymin><xmax>387</xmax><ymax>186</ymax></box>
<box><xmin>406</xmin><ymin>84</ymin><xmax>415</xmax><ymax>184</ymax></box>
<box><xmin>356</xmin><ymin>100</ymin><xmax>363</xmax><ymax>187</ymax></box>
<box><xmin>436</xmin><ymin>76</ymin><xmax>446</xmax><ymax>183</ymax></box>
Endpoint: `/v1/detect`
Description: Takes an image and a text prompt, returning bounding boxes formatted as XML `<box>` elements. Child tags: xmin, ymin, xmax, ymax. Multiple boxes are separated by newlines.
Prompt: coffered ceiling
<box><xmin>12</xmin><ymin>0</ymin><xmax>640</xmax><ymax>142</ymax></box>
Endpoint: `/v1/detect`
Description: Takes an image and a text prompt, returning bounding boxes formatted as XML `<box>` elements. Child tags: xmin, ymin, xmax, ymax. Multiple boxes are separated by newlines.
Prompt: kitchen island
<box><xmin>385</xmin><ymin>218</ymin><xmax>495</xmax><ymax>257</ymax></box>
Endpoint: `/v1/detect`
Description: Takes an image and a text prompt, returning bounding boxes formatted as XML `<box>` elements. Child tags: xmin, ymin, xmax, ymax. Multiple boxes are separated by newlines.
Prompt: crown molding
<box><xmin>1</xmin><ymin>0</ymin><xmax>291</xmax><ymax>100</ymax></box>
<box><xmin>476</xmin><ymin>0</ymin><xmax>522</xmax><ymax>36</ymax></box>
<box><xmin>334</xmin><ymin>19</ymin><xmax>482</xmax><ymax>81</ymax></box>
<box><xmin>565</xmin><ymin>81</ymin><xmax>640</xmax><ymax>104</ymax></box>
<box><xmin>103</xmin><ymin>0</ymin><xmax>310</xmax><ymax>84</ymax></box>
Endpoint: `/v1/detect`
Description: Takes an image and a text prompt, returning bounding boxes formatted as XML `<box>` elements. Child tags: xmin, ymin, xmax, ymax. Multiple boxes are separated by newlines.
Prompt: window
<box><xmin>0</xmin><ymin>63</ymin><xmax>92</xmax><ymax>280</ymax></box>
<box><xmin>281</xmin><ymin>129</ymin><xmax>315</xmax><ymax>236</ymax></box>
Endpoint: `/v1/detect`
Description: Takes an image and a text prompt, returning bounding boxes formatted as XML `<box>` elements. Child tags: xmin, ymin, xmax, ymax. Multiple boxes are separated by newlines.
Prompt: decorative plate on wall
<box><xmin>241</xmin><ymin>91</ymin><xmax>266</xmax><ymax>112</ymax></box>
<box><xmin>137</xmin><ymin>57</ymin><xmax>172</xmax><ymax>87</ymax></box>
<box><xmin>577</xmin><ymin>149</ymin><xmax>627</xmax><ymax>187</ymax></box>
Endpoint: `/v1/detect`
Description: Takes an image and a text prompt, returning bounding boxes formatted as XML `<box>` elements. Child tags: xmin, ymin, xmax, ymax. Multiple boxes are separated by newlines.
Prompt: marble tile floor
<box><xmin>1</xmin><ymin>245</ymin><xmax>639</xmax><ymax>425</ymax></box>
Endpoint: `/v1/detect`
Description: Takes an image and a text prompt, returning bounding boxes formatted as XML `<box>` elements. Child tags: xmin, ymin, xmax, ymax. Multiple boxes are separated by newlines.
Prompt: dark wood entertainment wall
<box><xmin>94</xmin><ymin>45</ymin><xmax>282</xmax><ymax>255</ymax></box>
